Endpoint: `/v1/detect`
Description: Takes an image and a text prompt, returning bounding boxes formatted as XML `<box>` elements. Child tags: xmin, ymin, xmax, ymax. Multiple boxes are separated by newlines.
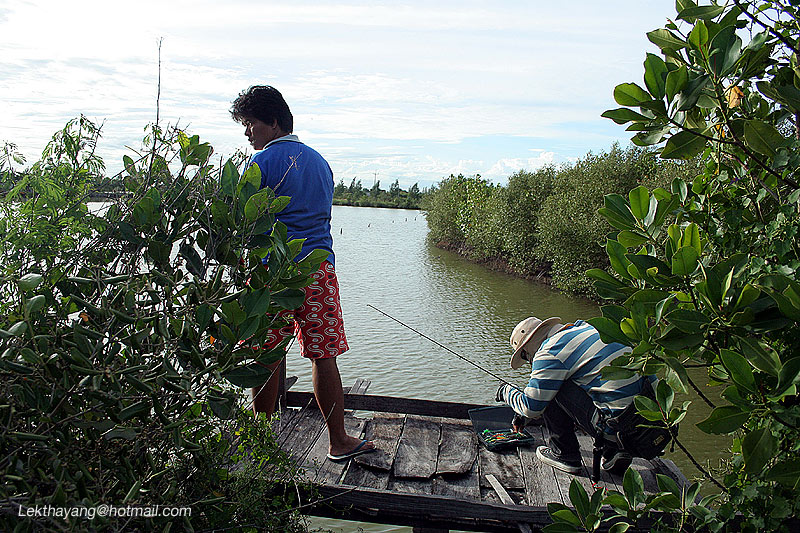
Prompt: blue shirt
<box><xmin>249</xmin><ymin>137</ymin><xmax>335</xmax><ymax>266</ymax></box>
<box><xmin>502</xmin><ymin>320</ymin><xmax>654</xmax><ymax>419</ymax></box>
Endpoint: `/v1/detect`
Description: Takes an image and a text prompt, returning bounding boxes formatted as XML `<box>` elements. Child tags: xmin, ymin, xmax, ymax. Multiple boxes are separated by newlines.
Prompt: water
<box><xmin>282</xmin><ymin>206</ymin><xmax>728</xmax><ymax>532</ymax></box>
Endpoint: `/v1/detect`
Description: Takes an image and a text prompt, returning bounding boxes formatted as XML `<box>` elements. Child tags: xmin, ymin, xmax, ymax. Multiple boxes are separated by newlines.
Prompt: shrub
<box><xmin>0</xmin><ymin>117</ymin><xmax>319</xmax><ymax>531</ymax></box>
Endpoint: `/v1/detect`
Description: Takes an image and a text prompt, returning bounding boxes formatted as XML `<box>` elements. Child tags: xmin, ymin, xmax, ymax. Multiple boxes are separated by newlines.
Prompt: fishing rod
<box><xmin>367</xmin><ymin>304</ymin><xmax>518</xmax><ymax>388</ymax></box>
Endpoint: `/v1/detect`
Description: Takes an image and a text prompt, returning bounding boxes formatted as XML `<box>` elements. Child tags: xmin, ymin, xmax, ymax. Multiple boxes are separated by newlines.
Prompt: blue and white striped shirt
<box><xmin>502</xmin><ymin>321</ymin><xmax>654</xmax><ymax>419</ymax></box>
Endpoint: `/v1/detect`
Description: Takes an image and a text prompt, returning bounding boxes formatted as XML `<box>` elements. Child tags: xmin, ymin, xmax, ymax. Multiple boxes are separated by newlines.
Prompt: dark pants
<box><xmin>542</xmin><ymin>380</ymin><xmax>599</xmax><ymax>462</ymax></box>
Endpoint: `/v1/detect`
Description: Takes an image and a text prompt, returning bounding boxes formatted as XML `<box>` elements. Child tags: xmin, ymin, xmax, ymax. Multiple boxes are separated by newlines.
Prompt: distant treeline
<box><xmin>423</xmin><ymin>144</ymin><xmax>701</xmax><ymax>297</ymax></box>
<box><xmin>333</xmin><ymin>177</ymin><xmax>427</xmax><ymax>209</ymax></box>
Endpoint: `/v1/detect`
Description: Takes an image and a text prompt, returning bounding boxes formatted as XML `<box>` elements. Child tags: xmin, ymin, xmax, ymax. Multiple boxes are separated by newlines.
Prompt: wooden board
<box><xmin>393</xmin><ymin>415</ymin><xmax>441</xmax><ymax>479</ymax></box>
<box><xmin>388</xmin><ymin>477</ymin><xmax>432</xmax><ymax>495</ymax></box>
<box><xmin>479</xmin><ymin>446</ymin><xmax>524</xmax><ymax>490</ymax></box>
<box><xmin>432</xmin><ymin>458</ymin><xmax>480</xmax><ymax>501</ymax></box>
<box><xmin>354</xmin><ymin>413</ymin><xmax>405</xmax><ymax>471</ymax></box>
<box><xmin>341</xmin><ymin>459</ymin><xmax>391</xmax><ymax>490</ymax></box>
<box><xmin>518</xmin><ymin>426</ymin><xmax>564</xmax><ymax>507</ymax></box>
<box><xmin>436</xmin><ymin>420</ymin><xmax>478</xmax><ymax>475</ymax></box>
<box><xmin>314</xmin><ymin>415</ymin><xmax>368</xmax><ymax>485</ymax></box>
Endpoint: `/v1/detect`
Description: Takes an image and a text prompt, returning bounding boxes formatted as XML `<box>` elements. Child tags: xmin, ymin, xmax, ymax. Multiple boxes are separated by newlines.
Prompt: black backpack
<box><xmin>591</xmin><ymin>380</ymin><xmax>675</xmax><ymax>482</ymax></box>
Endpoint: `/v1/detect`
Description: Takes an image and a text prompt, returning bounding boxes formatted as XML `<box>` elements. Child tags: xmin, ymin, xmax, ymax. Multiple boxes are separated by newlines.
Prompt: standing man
<box><xmin>496</xmin><ymin>316</ymin><xmax>657</xmax><ymax>474</ymax></box>
<box><xmin>230</xmin><ymin>85</ymin><xmax>374</xmax><ymax>462</ymax></box>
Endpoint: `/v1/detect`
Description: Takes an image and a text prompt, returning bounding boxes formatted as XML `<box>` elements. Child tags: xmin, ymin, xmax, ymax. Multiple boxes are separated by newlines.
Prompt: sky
<box><xmin>1</xmin><ymin>0</ymin><xmax>678</xmax><ymax>190</ymax></box>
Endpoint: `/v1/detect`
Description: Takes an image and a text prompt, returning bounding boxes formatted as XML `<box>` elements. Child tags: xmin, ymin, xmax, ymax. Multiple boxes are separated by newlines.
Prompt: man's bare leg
<box><xmin>251</xmin><ymin>359</ymin><xmax>283</xmax><ymax>417</ymax></box>
<box><xmin>312</xmin><ymin>357</ymin><xmax>374</xmax><ymax>456</ymax></box>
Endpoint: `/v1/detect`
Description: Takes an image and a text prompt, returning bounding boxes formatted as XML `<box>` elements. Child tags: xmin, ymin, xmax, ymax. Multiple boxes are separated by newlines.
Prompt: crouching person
<box><xmin>496</xmin><ymin>317</ymin><xmax>657</xmax><ymax>475</ymax></box>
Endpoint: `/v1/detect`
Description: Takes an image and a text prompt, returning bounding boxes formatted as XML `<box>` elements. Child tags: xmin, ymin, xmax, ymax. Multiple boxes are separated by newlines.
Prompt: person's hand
<box><xmin>511</xmin><ymin>413</ymin><xmax>528</xmax><ymax>433</ymax></box>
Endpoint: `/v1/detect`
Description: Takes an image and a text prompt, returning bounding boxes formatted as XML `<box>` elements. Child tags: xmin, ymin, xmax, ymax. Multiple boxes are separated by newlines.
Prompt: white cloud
<box><xmin>1</xmin><ymin>0</ymin><xmax>676</xmax><ymax>186</ymax></box>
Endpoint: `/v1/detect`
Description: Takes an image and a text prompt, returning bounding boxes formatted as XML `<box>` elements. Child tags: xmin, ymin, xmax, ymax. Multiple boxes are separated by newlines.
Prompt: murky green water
<box><xmin>286</xmin><ymin>206</ymin><xmax>728</xmax><ymax>532</ymax></box>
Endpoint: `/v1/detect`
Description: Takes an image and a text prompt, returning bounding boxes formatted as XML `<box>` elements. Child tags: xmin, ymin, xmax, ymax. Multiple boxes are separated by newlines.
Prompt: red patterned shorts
<box><xmin>263</xmin><ymin>260</ymin><xmax>349</xmax><ymax>359</ymax></box>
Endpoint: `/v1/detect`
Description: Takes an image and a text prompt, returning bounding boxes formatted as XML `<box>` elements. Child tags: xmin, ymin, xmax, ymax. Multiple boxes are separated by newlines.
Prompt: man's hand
<box><xmin>511</xmin><ymin>413</ymin><xmax>529</xmax><ymax>433</ymax></box>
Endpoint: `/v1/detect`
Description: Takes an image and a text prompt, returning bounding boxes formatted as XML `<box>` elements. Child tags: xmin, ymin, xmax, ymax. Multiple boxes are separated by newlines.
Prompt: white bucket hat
<box><xmin>509</xmin><ymin>316</ymin><xmax>563</xmax><ymax>369</ymax></box>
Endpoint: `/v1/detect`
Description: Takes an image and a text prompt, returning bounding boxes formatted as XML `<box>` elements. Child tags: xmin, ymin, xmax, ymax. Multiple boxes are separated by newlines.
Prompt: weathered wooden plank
<box><xmin>388</xmin><ymin>477</ymin><xmax>432</xmax><ymax>495</ymax></box>
<box><xmin>282</xmin><ymin>381</ymin><xmax>362</xmax><ymax>468</ymax></box>
<box><xmin>309</xmin><ymin>380</ymin><xmax>371</xmax><ymax>484</ymax></box>
<box><xmin>287</xmin><ymin>391</ymin><xmax>488</xmax><ymax>419</ymax></box>
<box><xmin>432</xmin><ymin>455</ymin><xmax>480</xmax><ymax>501</ymax></box>
<box><xmin>394</xmin><ymin>415</ymin><xmax>441</xmax><ymax>479</ymax></box>
<box><xmin>436</xmin><ymin>420</ymin><xmax>478</xmax><ymax>475</ymax></box>
<box><xmin>479</xmin><ymin>446</ymin><xmax>524</xmax><ymax>490</ymax></box>
<box><xmin>431</xmin><ymin>472</ymin><xmax>480</xmax><ymax>501</ymax></box>
<box><xmin>315</xmin><ymin>484</ymin><xmax>552</xmax><ymax>526</ymax></box>
<box><xmin>518</xmin><ymin>426</ymin><xmax>564</xmax><ymax>507</ymax></box>
<box><xmin>314</xmin><ymin>415</ymin><xmax>368</xmax><ymax>485</ymax></box>
<box><xmin>486</xmin><ymin>474</ymin><xmax>534</xmax><ymax>533</ymax></box>
<box><xmin>353</xmin><ymin>413</ymin><xmax>405</xmax><ymax>471</ymax></box>
<box><xmin>341</xmin><ymin>458</ymin><xmax>391</xmax><ymax>490</ymax></box>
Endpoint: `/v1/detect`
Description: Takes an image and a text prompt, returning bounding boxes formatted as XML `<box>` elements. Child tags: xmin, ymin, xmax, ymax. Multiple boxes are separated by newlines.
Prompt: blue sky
<box><xmin>2</xmin><ymin>1</ymin><xmax>676</xmax><ymax>189</ymax></box>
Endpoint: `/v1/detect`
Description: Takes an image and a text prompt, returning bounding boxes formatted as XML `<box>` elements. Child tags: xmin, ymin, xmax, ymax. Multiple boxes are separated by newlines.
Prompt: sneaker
<box><xmin>602</xmin><ymin>451</ymin><xmax>632</xmax><ymax>475</ymax></box>
<box><xmin>536</xmin><ymin>446</ymin><xmax>581</xmax><ymax>474</ymax></box>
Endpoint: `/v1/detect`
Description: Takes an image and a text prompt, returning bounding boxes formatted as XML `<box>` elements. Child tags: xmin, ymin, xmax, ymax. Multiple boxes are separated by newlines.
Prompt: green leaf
<box><xmin>688</xmin><ymin>20</ymin><xmax>709</xmax><ymax>49</ymax></box>
<box><xmin>623</xmin><ymin>468</ymin><xmax>645</xmax><ymax>508</ymax></box>
<box><xmin>244</xmin><ymin>189</ymin><xmax>274</xmax><ymax>222</ymax></box>
<box><xmin>666</xmin><ymin>309</ymin><xmax>709</xmax><ymax>334</ymax></box>
<box><xmin>587</xmin><ymin>317</ymin><xmax>632</xmax><ymax>346</ymax></box>
<box><xmin>238</xmin><ymin>162</ymin><xmax>262</xmax><ymax>196</ymax></box>
<box><xmin>614</xmin><ymin>83</ymin><xmax>653</xmax><ymax>106</ymax></box>
<box><xmin>222</xmin><ymin>363</ymin><xmax>275</xmax><ymax>388</ymax></box>
<box><xmin>765</xmin><ymin>459</ymin><xmax>800</xmax><ymax>489</ymax></box>
<box><xmin>617</xmin><ymin>230</ymin><xmax>649</xmax><ymax>248</ymax></box>
<box><xmin>603</xmin><ymin>491</ymin><xmax>630</xmax><ymax>511</ymax></box>
<box><xmin>664</xmin><ymin>357</ymin><xmax>689</xmax><ymax>394</ymax></box>
<box><xmin>744</xmin><ymin>120</ymin><xmax>784</xmax><ymax>158</ymax></box>
<box><xmin>208</xmin><ymin>390</ymin><xmax>237</xmax><ymax>420</ymax></box>
<box><xmin>656</xmin><ymin>380</ymin><xmax>674</xmax><ymax>413</ymax></box>
<box><xmin>607</xmin><ymin>239</ymin><xmax>633</xmax><ymax>280</ymax></box>
<box><xmin>643</xmin><ymin>53</ymin><xmax>668</xmax><ymax>99</ymax></box>
<box><xmin>552</xmin><ymin>509</ymin><xmax>583</xmax><ymax>527</ymax></box>
<box><xmin>696</xmin><ymin>406</ymin><xmax>749</xmax><ymax>434</ymax></box>
<box><xmin>678</xmin><ymin>4</ymin><xmax>724</xmax><ymax>20</ymax></box>
<box><xmin>25</xmin><ymin>295</ymin><xmax>46</xmax><ymax>316</ymax></box>
<box><xmin>720</xmin><ymin>349</ymin><xmax>756</xmax><ymax>393</ymax></box>
<box><xmin>609</xmin><ymin>522</ymin><xmax>631</xmax><ymax>533</ymax></box>
<box><xmin>103</xmin><ymin>426</ymin><xmax>140</xmax><ymax>441</ymax></box>
<box><xmin>661</xmin><ymin>130</ymin><xmax>707</xmax><ymax>160</ymax></box>
<box><xmin>736</xmin><ymin>336</ymin><xmax>781</xmax><ymax>377</ymax></box>
<box><xmin>271</xmin><ymin>288</ymin><xmax>306</xmax><ymax>310</ymax></box>
<box><xmin>602</xmin><ymin>108</ymin><xmax>651</xmax><ymax>124</ymax></box>
<box><xmin>270</xmin><ymin>195</ymin><xmax>291</xmax><ymax>213</ymax></box>
<box><xmin>569</xmin><ymin>479</ymin><xmax>590</xmax><ymax>519</ymax></box>
<box><xmin>671</xmin><ymin>246</ymin><xmax>699</xmax><ymax>277</ymax></box>
<box><xmin>709</xmin><ymin>25</ymin><xmax>742</xmax><ymax>77</ymax></box>
<box><xmin>628</xmin><ymin>186</ymin><xmax>650</xmax><ymax>220</ymax></box>
<box><xmin>776</xmin><ymin>357</ymin><xmax>800</xmax><ymax>397</ymax></box>
<box><xmin>742</xmin><ymin>427</ymin><xmax>777</xmax><ymax>475</ymax></box>
<box><xmin>656</xmin><ymin>325</ymin><xmax>704</xmax><ymax>350</ymax></box>
<box><xmin>647</xmin><ymin>28</ymin><xmax>686</xmax><ymax>51</ymax></box>
<box><xmin>676</xmin><ymin>74</ymin><xmax>710</xmax><ymax>111</ymax></box>
<box><xmin>681</xmin><ymin>223</ymin><xmax>701</xmax><ymax>254</ymax></box>
<box><xmin>665</xmin><ymin>65</ymin><xmax>688</xmax><ymax>104</ymax></box>
<box><xmin>18</xmin><ymin>273</ymin><xmax>43</xmax><ymax>291</ymax></box>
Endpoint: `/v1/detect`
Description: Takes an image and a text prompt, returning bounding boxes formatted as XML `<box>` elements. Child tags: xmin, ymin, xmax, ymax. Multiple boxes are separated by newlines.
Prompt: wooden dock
<box><xmin>274</xmin><ymin>378</ymin><xmax>689</xmax><ymax>532</ymax></box>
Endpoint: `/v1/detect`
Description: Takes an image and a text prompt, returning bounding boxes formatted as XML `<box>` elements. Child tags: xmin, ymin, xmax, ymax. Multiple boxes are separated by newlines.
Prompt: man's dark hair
<box><xmin>230</xmin><ymin>85</ymin><xmax>293</xmax><ymax>133</ymax></box>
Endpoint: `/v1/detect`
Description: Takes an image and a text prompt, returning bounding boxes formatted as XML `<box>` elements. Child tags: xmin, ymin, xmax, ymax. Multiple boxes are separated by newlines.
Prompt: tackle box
<box><xmin>468</xmin><ymin>405</ymin><xmax>537</xmax><ymax>452</ymax></box>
